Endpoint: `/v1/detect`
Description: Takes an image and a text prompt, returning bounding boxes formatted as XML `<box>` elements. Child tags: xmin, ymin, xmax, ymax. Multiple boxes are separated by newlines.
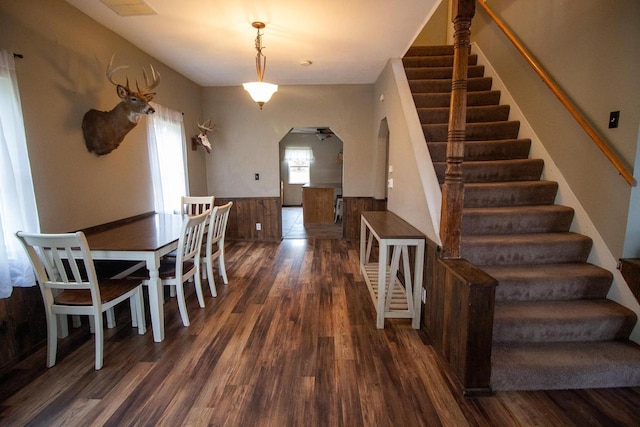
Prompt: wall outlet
<box><xmin>256</xmin><ymin>223</ymin><xmax>261</xmax><ymax>231</ymax></box>
<box><xmin>387</xmin><ymin>178</ymin><xmax>394</xmax><ymax>189</ymax></box>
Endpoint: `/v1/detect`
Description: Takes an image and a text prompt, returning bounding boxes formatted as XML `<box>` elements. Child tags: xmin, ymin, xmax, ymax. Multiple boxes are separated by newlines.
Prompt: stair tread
<box><xmin>413</xmin><ymin>90</ymin><xmax>502</xmax><ymax>108</ymax></box>
<box><xmin>464</xmin><ymin>205</ymin><xmax>574</xmax><ymax>215</ymax></box>
<box><xmin>491</xmin><ymin>340</ymin><xmax>640</xmax><ymax>390</ymax></box>
<box><xmin>418</xmin><ymin>105</ymin><xmax>511</xmax><ymax>124</ymax></box>
<box><xmin>463</xmin><ymin>181</ymin><xmax>559</xmax><ymax>208</ymax></box>
<box><xmin>405</xmin><ymin>45</ymin><xmax>455</xmax><ymax>56</ymax></box>
<box><xmin>404</xmin><ymin>65</ymin><xmax>485</xmax><ymax>79</ymax></box>
<box><xmin>495</xmin><ymin>299</ymin><xmax>636</xmax><ymax>322</ymax></box>
<box><xmin>462</xmin><ymin>232</ymin><xmax>592</xmax><ymax>266</ymax></box>
<box><xmin>434</xmin><ymin>158</ymin><xmax>544</xmax><ymax>183</ymax></box>
<box><xmin>486</xmin><ymin>263</ymin><xmax>613</xmax><ymax>302</ymax></box>
<box><xmin>463</xmin><ymin>231</ymin><xmax>591</xmax><ymax>244</ymax></box>
<box><xmin>484</xmin><ymin>262</ymin><xmax>611</xmax><ymax>281</ymax></box>
<box><xmin>462</xmin><ymin>205</ymin><xmax>574</xmax><ymax>235</ymax></box>
<box><xmin>493</xmin><ymin>299</ymin><xmax>637</xmax><ymax>344</ymax></box>
<box><xmin>434</xmin><ymin>158</ymin><xmax>543</xmax><ymax>166</ymax></box>
<box><xmin>428</xmin><ymin>139</ymin><xmax>532</xmax><ymax>162</ymax></box>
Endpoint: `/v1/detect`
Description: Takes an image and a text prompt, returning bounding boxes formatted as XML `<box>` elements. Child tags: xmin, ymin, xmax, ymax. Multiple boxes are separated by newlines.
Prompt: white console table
<box><xmin>359</xmin><ymin>211</ymin><xmax>425</xmax><ymax>329</ymax></box>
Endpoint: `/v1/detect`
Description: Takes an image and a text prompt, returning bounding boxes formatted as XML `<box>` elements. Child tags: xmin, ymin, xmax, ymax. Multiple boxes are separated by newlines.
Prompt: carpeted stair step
<box><xmin>493</xmin><ymin>300</ymin><xmax>636</xmax><ymax>343</ymax></box>
<box><xmin>433</xmin><ymin>158</ymin><xmax>544</xmax><ymax>183</ymax></box>
<box><xmin>418</xmin><ymin>105</ymin><xmax>510</xmax><ymax>124</ymax></box>
<box><xmin>461</xmin><ymin>232</ymin><xmax>592</xmax><ymax>265</ymax></box>
<box><xmin>463</xmin><ymin>181</ymin><xmax>558</xmax><ymax>208</ymax></box>
<box><xmin>483</xmin><ymin>263</ymin><xmax>613</xmax><ymax>302</ymax></box>
<box><xmin>409</xmin><ymin>77</ymin><xmax>493</xmax><ymax>94</ymax></box>
<box><xmin>405</xmin><ymin>65</ymin><xmax>485</xmax><ymax>80</ymax></box>
<box><xmin>413</xmin><ymin>90</ymin><xmax>501</xmax><ymax>108</ymax></box>
<box><xmin>462</xmin><ymin>205</ymin><xmax>574</xmax><ymax>235</ymax></box>
<box><xmin>490</xmin><ymin>341</ymin><xmax>640</xmax><ymax>391</ymax></box>
<box><xmin>427</xmin><ymin>139</ymin><xmax>531</xmax><ymax>162</ymax></box>
<box><xmin>402</xmin><ymin>54</ymin><xmax>478</xmax><ymax>68</ymax></box>
<box><xmin>405</xmin><ymin>45</ymin><xmax>456</xmax><ymax>56</ymax></box>
<box><xmin>424</xmin><ymin>121</ymin><xmax>520</xmax><ymax>142</ymax></box>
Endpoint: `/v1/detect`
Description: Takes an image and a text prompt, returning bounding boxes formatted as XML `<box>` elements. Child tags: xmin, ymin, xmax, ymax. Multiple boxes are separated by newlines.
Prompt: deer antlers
<box><xmin>192</xmin><ymin>119</ymin><xmax>214</xmax><ymax>153</ymax></box>
<box><xmin>197</xmin><ymin>119</ymin><xmax>214</xmax><ymax>133</ymax></box>
<box><xmin>106</xmin><ymin>54</ymin><xmax>160</xmax><ymax>97</ymax></box>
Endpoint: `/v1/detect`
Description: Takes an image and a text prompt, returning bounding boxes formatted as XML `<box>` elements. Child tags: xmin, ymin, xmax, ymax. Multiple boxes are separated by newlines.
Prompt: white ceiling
<box><xmin>65</xmin><ymin>0</ymin><xmax>436</xmax><ymax>87</ymax></box>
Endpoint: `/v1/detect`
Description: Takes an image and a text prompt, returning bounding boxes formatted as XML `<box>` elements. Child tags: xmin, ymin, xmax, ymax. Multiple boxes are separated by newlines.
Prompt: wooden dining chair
<box><xmin>127</xmin><ymin>209</ymin><xmax>210</xmax><ymax>327</ymax></box>
<box><xmin>203</xmin><ymin>202</ymin><xmax>233</xmax><ymax>297</ymax></box>
<box><xmin>15</xmin><ymin>231</ymin><xmax>146</xmax><ymax>370</ymax></box>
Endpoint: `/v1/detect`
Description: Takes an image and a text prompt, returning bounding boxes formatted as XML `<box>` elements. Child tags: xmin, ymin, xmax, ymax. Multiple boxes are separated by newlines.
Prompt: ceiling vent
<box><xmin>99</xmin><ymin>0</ymin><xmax>157</xmax><ymax>17</ymax></box>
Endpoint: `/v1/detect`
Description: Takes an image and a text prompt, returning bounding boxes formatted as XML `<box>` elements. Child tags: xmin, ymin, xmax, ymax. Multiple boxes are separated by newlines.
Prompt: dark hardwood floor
<box><xmin>1</xmin><ymin>239</ymin><xmax>639</xmax><ymax>426</ymax></box>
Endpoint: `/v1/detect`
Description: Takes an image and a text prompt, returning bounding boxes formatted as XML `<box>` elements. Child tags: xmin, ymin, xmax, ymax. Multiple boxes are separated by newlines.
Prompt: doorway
<box><xmin>279</xmin><ymin>127</ymin><xmax>344</xmax><ymax>239</ymax></box>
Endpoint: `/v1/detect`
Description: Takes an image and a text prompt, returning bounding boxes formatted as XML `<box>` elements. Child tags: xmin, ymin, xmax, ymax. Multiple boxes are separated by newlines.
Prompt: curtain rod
<box><xmin>13</xmin><ymin>53</ymin><xmax>23</xmax><ymax>59</ymax></box>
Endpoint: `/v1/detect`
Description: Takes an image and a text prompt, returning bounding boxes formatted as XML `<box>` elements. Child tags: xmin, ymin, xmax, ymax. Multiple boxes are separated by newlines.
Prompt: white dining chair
<box><xmin>203</xmin><ymin>202</ymin><xmax>233</xmax><ymax>297</ymax></box>
<box><xmin>166</xmin><ymin>195</ymin><xmax>214</xmax><ymax>298</ymax></box>
<box><xmin>127</xmin><ymin>209</ymin><xmax>210</xmax><ymax>327</ymax></box>
<box><xmin>15</xmin><ymin>231</ymin><xmax>146</xmax><ymax>370</ymax></box>
<box><xmin>181</xmin><ymin>195</ymin><xmax>215</xmax><ymax>216</ymax></box>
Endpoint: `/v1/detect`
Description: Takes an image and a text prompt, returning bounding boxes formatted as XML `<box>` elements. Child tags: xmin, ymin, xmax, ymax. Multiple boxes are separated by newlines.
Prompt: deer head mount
<box><xmin>82</xmin><ymin>54</ymin><xmax>160</xmax><ymax>156</ymax></box>
<box><xmin>191</xmin><ymin>119</ymin><xmax>214</xmax><ymax>153</ymax></box>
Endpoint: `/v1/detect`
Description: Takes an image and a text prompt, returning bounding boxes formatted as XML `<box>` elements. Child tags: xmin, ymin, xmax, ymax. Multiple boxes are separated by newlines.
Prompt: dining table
<box><xmin>81</xmin><ymin>212</ymin><xmax>184</xmax><ymax>342</ymax></box>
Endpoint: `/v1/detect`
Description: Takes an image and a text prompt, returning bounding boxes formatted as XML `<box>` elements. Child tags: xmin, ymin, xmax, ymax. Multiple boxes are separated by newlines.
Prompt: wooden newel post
<box><xmin>440</xmin><ymin>0</ymin><xmax>475</xmax><ymax>259</ymax></box>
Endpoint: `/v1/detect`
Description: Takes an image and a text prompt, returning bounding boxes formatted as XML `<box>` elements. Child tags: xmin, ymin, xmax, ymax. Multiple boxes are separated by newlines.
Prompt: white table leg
<box><xmin>377</xmin><ymin>242</ymin><xmax>387</xmax><ymax>329</ymax></box>
<box><xmin>147</xmin><ymin>256</ymin><xmax>165</xmax><ymax>342</ymax></box>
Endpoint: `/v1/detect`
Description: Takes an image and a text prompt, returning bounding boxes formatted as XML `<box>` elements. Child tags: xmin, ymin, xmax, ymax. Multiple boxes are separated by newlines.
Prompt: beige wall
<box><xmin>201</xmin><ymin>85</ymin><xmax>374</xmax><ymax>200</ymax></box>
<box><xmin>0</xmin><ymin>0</ymin><xmax>205</xmax><ymax>232</ymax></box>
<box><xmin>413</xmin><ymin>0</ymin><xmax>449</xmax><ymax>46</ymax></box>
<box><xmin>472</xmin><ymin>0</ymin><xmax>640</xmax><ymax>258</ymax></box>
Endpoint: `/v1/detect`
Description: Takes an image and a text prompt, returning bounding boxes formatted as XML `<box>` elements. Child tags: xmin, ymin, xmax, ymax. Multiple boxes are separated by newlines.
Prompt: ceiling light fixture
<box><xmin>242</xmin><ymin>22</ymin><xmax>278</xmax><ymax>110</ymax></box>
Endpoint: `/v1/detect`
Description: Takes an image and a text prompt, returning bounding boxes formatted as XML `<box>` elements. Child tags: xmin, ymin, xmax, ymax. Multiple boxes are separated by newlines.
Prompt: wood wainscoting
<box><xmin>215</xmin><ymin>197</ymin><xmax>282</xmax><ymax>241</ymax></box>
<box><xmin>217</xmin><ymin>196</ymin><xmax>385</xmax><ymax>241</ymax></box>
<box><xmin>342</xmin><ymin>197</ymin><xmax>387</xmax><ymax>239</ymax></box>
<box><xmin>0</xmin><ymin>286</ymin><xmax>48</xmax><ymax>379</ymax></box>
<box><xmin>422</xmin><ymin>238</ymin><xmax>498</xmax><ymax>395</ymax></box>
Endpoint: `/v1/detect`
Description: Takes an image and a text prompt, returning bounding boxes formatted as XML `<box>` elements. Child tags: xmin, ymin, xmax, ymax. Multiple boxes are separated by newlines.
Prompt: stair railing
<box><xmin>440</xmin><ymin>0</ymin><xmax>476</xmax><ymax>258</ymax></box>
<box><xmin>476</xmin><ymin>0</ymin><xmax>636</xmax><ymax>187</ymax></box>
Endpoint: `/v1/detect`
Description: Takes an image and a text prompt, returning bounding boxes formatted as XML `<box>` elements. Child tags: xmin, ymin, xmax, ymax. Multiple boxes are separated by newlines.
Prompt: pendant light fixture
<box><xmin>242</xmin><ymin>21</ymin><xmax>278</xmax><ymax>109</ymax></box>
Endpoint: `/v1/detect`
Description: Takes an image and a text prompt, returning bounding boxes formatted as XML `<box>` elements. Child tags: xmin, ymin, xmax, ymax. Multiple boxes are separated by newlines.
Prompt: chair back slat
<box><xmin>181</xmin><ymin>196</ymin><xmax>215</xmax><ymax>216</ymax></box>
<box><xmin>175</xmin><ymin>210</ymin><xmax>210</xmax><ymax>276</ymax></box>
<box><xmin>207</xmin><ymin>202</ymin><xmax>233</xmax><ymax>247</ymax></box>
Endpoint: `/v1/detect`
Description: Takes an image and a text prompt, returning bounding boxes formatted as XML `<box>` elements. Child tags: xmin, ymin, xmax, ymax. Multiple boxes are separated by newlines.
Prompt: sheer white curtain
<box><xmin>0</xmin><ymin>50</ymin><xmax>39</xmax><ymax>298</ymax></box>
<box><xmin>284</xmin><ymin>147</ymin><xmax>314</xmax><ymax>162</ymax></box>
<box><xmin>146</xmin><ymin>102</ymin><xmax>188</xmax><ymax>214</ymax></box>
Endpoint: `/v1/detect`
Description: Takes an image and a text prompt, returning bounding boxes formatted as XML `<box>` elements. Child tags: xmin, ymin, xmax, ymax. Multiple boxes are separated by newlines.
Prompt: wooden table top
<box><xmin>82</xmin><ymin>213</ymin><xmax>184</xmax><ymax>252</ymax></box>
<box><xmin>362</xmin><ymin>211</ymin><xmax>425</xmax><ymax>240</ymax></box>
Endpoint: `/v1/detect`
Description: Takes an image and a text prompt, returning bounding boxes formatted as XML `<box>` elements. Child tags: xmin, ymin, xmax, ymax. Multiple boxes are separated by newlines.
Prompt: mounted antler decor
<box><xmin>191</xmin><ymin>119</ymin><xmax>214</xmax><ymax>153</ymax></box>
<box><xmin>82</xmin><ymin>54</ymin><xmax>160</xmax><ymax>156</ymax></box>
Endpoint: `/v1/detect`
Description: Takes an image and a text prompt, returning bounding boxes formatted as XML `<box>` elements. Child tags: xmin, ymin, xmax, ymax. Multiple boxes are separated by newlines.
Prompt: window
<box><xmin>285</xmin><ymin>147</ymin><xmax>314</xmax><ymax>185</ymax></box>
<box><xmin>146</xmin><ymin>103</ymin><xmax>188</xmax><ymax>214</ymax></box>
<box><xmin>0</xmin><ymin>50</ymin><xmax>39</xmax><ymax>298</ymax></box>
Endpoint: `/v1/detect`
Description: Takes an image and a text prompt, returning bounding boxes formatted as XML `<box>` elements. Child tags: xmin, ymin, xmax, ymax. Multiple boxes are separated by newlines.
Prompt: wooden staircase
<box><xmin>404</xmin><ymin>45</ymin><xmax>640</xmax><ymax>391</ymax></box>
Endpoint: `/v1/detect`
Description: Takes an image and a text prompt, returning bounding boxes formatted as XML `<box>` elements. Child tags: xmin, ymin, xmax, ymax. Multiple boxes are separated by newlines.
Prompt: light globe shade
<box><xmin>242</xmin><ymin>82</ymin><xmax>278</xmax><ymax>108</ymax></box>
